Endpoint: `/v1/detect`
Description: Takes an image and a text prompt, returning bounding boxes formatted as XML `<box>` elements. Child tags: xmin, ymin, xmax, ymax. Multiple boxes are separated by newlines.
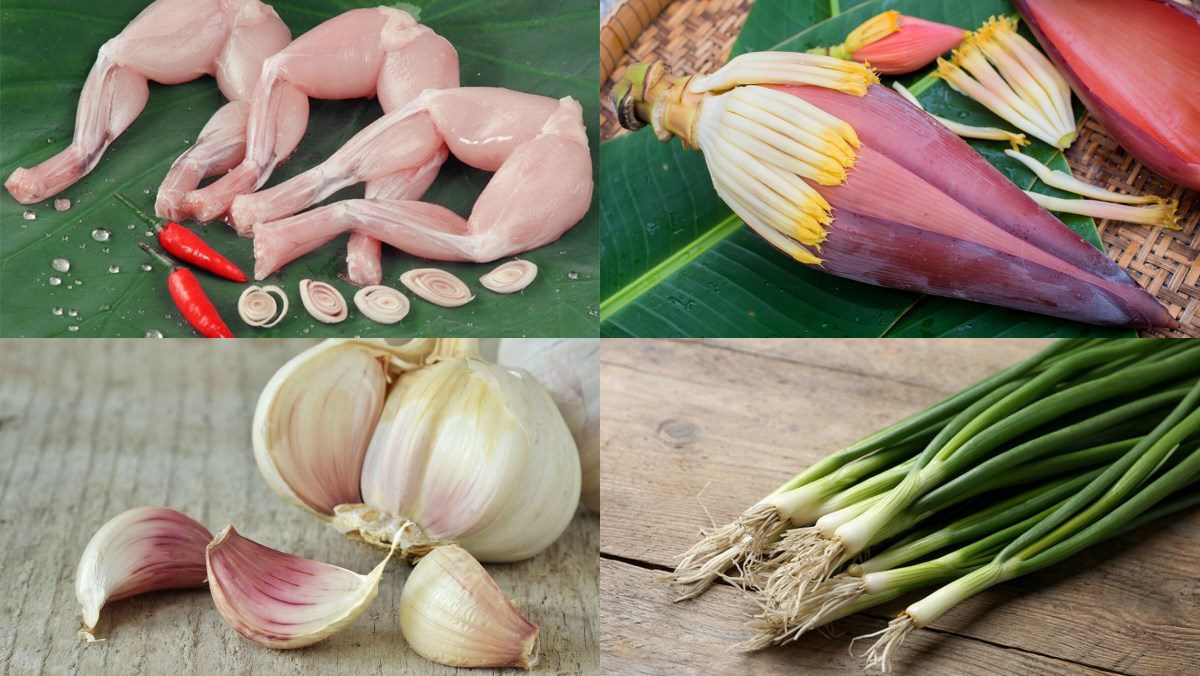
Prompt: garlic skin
<box><xmin>254</xmin><ymin>338</ymin><xmax>580</xmax><ymax>563</ymax></box>
<box><xmin>206</xmin><ymin>525</ymin><xmax>394</xmax><ymax>650</ymax></box>
<box><xmin>498</xmin><ymin>339</ymin><xmax>600</xmax><ymax>512</ymax></box>
<box><xmin>399</xmin><ymin>545</ymin><xmax>539</xmax><ymax>669</ymax></box>
<box><xmin>75</xmin><ymin>506</ymin><xmax>212</xmax><ymax>636</ymax></box>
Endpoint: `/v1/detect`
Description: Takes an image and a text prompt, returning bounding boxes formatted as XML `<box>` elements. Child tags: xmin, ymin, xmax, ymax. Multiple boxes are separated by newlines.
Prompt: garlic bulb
<box><xmin>498</xmin><ymin>339</ymin><xmax>600</xmax><ymax>512</ymax></box>
<box><xmin>75</xmin><ymin>506</ymin><xmax>212</xmax><ymax>638</ymax></box>
<box><xmin>399</xmin><ymin>545</ymin><xmax>539</xmax><ymax>669</ymax></box>
<box><xmin>253</xmin><ymin>338</ymin><xmax>580</xmax><ymax>562</ymax></box>
<box><xmin>207</xmin><ymin>525</ymin><xmax>394</xmax><ymax>649</ymax></box>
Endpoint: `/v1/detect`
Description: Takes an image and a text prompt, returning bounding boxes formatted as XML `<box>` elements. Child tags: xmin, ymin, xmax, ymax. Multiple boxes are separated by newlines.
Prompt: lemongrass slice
<box><xmin>206</xmin><ymin>525</ymin><xmax>396</xmax><ymax>649</ymax></box>
<box><xmin>400</xmin><ymin>545</ymin><xmax>539</xmax><ymax>669</ymax></box>
<box><xmin>1025</xmin><ymin>191</ymin><xmax>1180</xmax><ymax>229</ymax></box>
<box><xmin>237</xmin><ymin>285</ymin><xmax>288</xmax><ymax>328</ymax></box>
<box><xmin>689</xmin><ymin>51</ymin><xmax>878</xmax><ymax>96</ymax></box>
<box><xmin>1004</xmin><ymin>149</ymin><xmax>1163</xmax><ymax>205</ymax></box>
<box><xmin>76</xmin><ymin>507</ymin><xmax>211</xmax><ymax>640</ymax></box>
<box><xmin>353</xmin><ymin>285</ymin><xmax>410</xmax><ymax>324</ymax></box>
<box><xmin>298</xmin><ymin>279</ymin><xmax>348</xmax><ymax>324</ymax></box>
<box><xmin>480</xmin><ymin>260</ymin><xmax>538</xmax><ymax>294</ymax></box>
<box><xmin>892</xmin><ymin>82</ymin><xmax>1028</xmax><ymax>149</ymax></box>
<box><xmin>400</xmin><ymin>268</ymin><xmax>474</xmax><ymax>307</ymax></box>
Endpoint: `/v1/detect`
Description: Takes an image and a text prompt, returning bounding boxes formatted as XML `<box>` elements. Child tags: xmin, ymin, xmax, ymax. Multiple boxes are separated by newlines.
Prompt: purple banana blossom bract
<box><xmin>779</xmin><ymin>84</ymin><xmax>1175</xmax><ymax>328</ymax></box>
<box><xmin>1014</xmin><ymin>0</ymin><xmax>1200</xmax><ymax>191</ymax></box>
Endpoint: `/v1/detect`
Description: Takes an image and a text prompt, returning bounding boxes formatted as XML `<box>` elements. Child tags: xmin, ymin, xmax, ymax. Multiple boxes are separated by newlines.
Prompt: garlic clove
<box><xmin>206</xmin><ymin>525</ymin><xmax>394</xmax><ymax>649</ymax></box>
<box><xmin>75</xmin><ymin>506</ymin><xmax>212</xmax><ymax>638</ymax></box>
<box><xmin>252</xmin><ymin>339</ymin><xmax>394</xmax><ymax>516</ymax></box>
<box><xmin>399</xmin><ymin>545</ymin><xmax>539</xmax><ymax>669</ymax></box>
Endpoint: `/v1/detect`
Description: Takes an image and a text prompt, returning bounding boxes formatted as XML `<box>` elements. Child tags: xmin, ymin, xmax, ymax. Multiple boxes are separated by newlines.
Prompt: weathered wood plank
<box><xmin>599</xmin><ymin>338</ymin><xmax>1200</xmax><ymax>674</ymax></box>
<box><xmin>600</xmin><ymin>558</ymin><xmax>1111</xmax><ymax>675</ymax></box>
<box><xmin>0</xmin><ymin>340</ymin><xmax>597</xmax><ymax>675</ymax></box>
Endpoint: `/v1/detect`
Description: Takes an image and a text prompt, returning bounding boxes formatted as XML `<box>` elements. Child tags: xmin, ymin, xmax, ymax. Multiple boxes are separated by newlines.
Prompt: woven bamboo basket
<box><xmin>600</xmin><ymin>0</ymin><xmax>1200</xmax><ymax>337</ymax></box>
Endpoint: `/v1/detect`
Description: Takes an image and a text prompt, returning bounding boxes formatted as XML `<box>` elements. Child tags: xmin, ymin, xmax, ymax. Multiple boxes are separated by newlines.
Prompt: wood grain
<box><xmin>0</xmin><ymin>340</ymin><xmax>597</xmax><ymax>675</ymax></box>
<box><xmin>600</xmin><ymin>339</ymin><xmax>1200</xmax><ymax>674</ymax></box>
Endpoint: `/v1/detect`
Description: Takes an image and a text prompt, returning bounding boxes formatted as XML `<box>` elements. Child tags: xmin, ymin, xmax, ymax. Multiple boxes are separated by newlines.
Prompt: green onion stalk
<box><xmin>744</xmin><ymin>473</ymin><xmax>1199</xmax><ymax>653</ymax></box>
<box><xmin>760</xmin><ymin>343</ymin><xmax>1198</xmax><ymax>611</ymax></box>
<box><xmin>745</xmin><ymin>434</ymin><xmax>1149</xmax><ymax>648</ymax></box>
<box><xmin>860</xmin><ymin>380</ymin><xmax>1200</xmax><ymax>672</ymax></box>
<box><xmin>661</xmin><ymin>341</ymin><xmax>1078</xmax><ymax>600</ymax></box>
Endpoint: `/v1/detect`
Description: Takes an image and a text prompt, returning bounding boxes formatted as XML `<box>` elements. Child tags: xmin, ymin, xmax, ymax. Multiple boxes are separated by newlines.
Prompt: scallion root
<box><xmin>759</xmin><ymin>529</ymin><xmax>847</xmax><ymax>627</ymax></box>
<box><xmin>659</xmin><ymin>503</ymin><xmax>787</xmax><ymax>600</ymax></box>
<box><xmin>739</xmin><ymin>574</ymin><xmax>866</xmax><ymax>651</ymax></box>
<box><xmin>860</xmin><ymin>614</ymin><xmax>916</xmax><ymax>673</ymax></box>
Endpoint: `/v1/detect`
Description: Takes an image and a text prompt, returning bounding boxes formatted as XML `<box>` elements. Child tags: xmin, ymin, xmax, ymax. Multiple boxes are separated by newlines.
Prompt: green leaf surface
<box><xmin>600</xmin><ymin>0</ymin><xmax>1133</xmax><ymax>338</ymax></box>
<box><xmin>0</xmin><ymin>0</ymin><xmax>598</xmax><ymax>337</ymax></box>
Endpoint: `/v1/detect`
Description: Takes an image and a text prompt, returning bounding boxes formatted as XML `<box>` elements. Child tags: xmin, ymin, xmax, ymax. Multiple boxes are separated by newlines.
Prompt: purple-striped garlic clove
<box><xmin>206</xmin><ymin>525</ymin><xmax>395</xmax><ymax>649</ymax></box>
<box><xmin>75</xmin><ymin>506</ymin><xmax>212</xmax><ymax>638</ymax></box>
<box><xmin>399</xmin><ymin>545</ymin><xmax>539</xmax><ymax>669</ymax></box>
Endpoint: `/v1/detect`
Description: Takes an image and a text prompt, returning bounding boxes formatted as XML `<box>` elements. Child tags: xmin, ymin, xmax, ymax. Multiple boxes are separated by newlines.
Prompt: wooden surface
<box><xmin>599</xmin><ymin>339</ymin><xmax>1200</xmax><ymax>674</ymax></box>
<box><xmin>0</xmin><ymin>340</ymin><xmax>598</xmax><ymax>675</ymax></box>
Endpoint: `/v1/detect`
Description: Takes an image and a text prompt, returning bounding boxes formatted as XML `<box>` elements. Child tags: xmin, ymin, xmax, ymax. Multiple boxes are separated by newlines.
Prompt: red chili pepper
<box><xmin>156</xmin><ymin>221</ymin><xmax>247</xmax><ymax>282</ymax></box>
<box><xmin>138</xmin><ymin>242</ymin><xmax>235</xmax><ymax>338</ymax></box>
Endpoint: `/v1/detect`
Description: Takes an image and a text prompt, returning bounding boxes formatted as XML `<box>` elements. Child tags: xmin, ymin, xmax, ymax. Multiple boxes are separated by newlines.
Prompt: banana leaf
<box><xmin>599</xmin><ymin>0</ymin><xmax>1133</xmax><ymax>337</ymax></box>
<box><xmin>0</xmin><ymin>0</ymin><xmax>598</xmax><ymax>337</ymax></box>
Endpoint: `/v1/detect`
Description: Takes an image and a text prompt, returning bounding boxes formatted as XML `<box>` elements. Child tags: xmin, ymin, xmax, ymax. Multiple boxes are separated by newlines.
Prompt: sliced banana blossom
<box><xmin>253</xmin><ymin>338</ymin><xmax>580</xmax><ymax>563</ymax></box>
<box><xmin>400</xmin><ymin>545</ymin><xmax>539</xmax><ymax>669</ymax></box>
<box><xmin>206</xmin><ymin>525</ymin><xmax>396</xmax><ymax>649</ymax></box>
<box><xmin>892</xmin><ymin>82</ymin><xmax>1028</xmax><ymax>149</ymax></box>
<box><xmin>935</xmin><ymin>16</ymin><xmax>1076</xmax><ymax>149</ymax></box>
<box><xmin>808</xmin><ymin>10</ymin><xmax>967</xmax><ymax>74</ymax></box>
<box><xmin>1005</xmin><ymin>149</ymin><xmax>1164</xmax><ymax>205</ymax></box>
<box><xmin>1025</xmin><ymin>191</ymin><xmax>1180</xmax><ymax>229</ymax></box>
<box><xmin>76</xmin><ymin>506</ymin><xmax>212</xmax><ymax>639</ymax></box>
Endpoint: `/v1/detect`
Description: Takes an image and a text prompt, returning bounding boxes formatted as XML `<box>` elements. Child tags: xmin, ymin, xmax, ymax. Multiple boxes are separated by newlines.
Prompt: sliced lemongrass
<box><xmin>206</xmin><ymin>525</ymin><xmax>398</xmax><ymax>649</ymax></box>
<box><xmin>1025</xmin><ymin>191</ymin><xmax>1180</xmax><ymax>229</ymax></box>
<box><xmin>400</xmin><ymin>268</ymin><xmax>474</xmax><ymax>307</ymax></box>
<box><xmin>689</xmin><ymin>51</ymin><xmax>878</xmax><ymax>96</ymax></box>
<box><xmin>237</xmin><ymin>285</ymin><xmax>288</xmax><ymax>328</ymax></box>
<box><xmin>935</xmin><ymin>57</ymin><xmax>1063</xmax><ymax>148</ymax></box>
<box><xmin>1005</xmin><ymin>150</ymin><xmax>1163</xmax><ymax>205</ymax></box>
<box><xmin>892</xmin><ymin>82</ymin><xmax>1028</xmax><ymax>148</ymax></box>
<box><xmin>76</xmin><ymin>507</ymin><xmax>211</xmax><ymax>639</ymax></box>
<box><xmin>480</xmin><ymin>260</ymin><xmax>538</xmax><ymax>294</ymax></box>
<box><xmin>298</xmin><ymin>279</ymin><xmax>347</xmax><ymax>324</ymax></box>
<box><xmin>353</xmin><ymin>285</ymin><xmax>410</xmax><ymax>324</ymax></box>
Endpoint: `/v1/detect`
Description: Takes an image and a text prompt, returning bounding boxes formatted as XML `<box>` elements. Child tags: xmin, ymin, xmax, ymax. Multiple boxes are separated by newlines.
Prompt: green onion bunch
<box><xmin>661</xmin><ymin>339</ymin><xmax>1200</xmax><ymax>670</ymax></box>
